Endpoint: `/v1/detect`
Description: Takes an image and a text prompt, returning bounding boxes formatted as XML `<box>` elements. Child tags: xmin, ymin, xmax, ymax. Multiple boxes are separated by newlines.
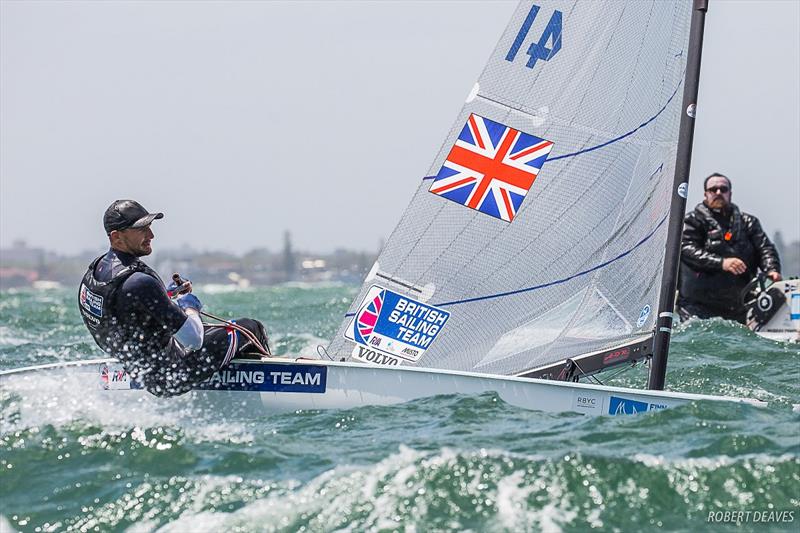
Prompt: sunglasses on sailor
<box><xmin>706</xmin><ymin>186</ymin><xmax>729</xmax><ymax>194</ymax></box>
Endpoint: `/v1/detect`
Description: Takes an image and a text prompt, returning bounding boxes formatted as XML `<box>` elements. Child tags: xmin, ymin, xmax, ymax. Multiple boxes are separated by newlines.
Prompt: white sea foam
<box><xmin>154</xmin><ymin>449</ymin><xmax>428</xmax><ymax>532</ymax></box>
<box><xmin>0</xmin><ymin>336</ymin><xmax>29</xmax><ymax>347</ymax></box>
<box><xmin>57</xmin><ymin>443</ymin><xmax>791</xmax><ymax>532</ymax></box>
<box><xmin>199</xmin><ymin>284</ymin><xmax>253</xmax><ymax>295</ymax></box>
<box><xmin>3</xmin><ymin>371</ymin><xmax>138</xmax><ymax>427</ymax></box>
<box><xmin>632</xmin><ymin>452</ymin><xmax>796</xmax><ymax>469</ymax></box>
<box><xmin>125</xmin><ymin>519</ymin><xmax>159</xmax><ymax>533</ymax></box>
<box><xmin>0</xmin><ymin>326</ymin><xmax>31</xmax><ymax>346</ymax></box>
<box><xmin>279</xmin><ymin>281</ymin><xmax>347</xmax><ymax>290</ymax></box>
<box><xmin>0</xmin><ymin>515</ymin><xmax>20</xmax><ymax>533</ymax></box>
<box><xmin>154</xmin><ymin>446</ymin><xmax>579</xmax><ymax>532</ymax></box>
<box><xmin>48</xmin><ymin>442</ymin><xmax>796</xmax><ymax>532</ymax></box>
<box><xmin>496</xmin><ymin>470</ymin><xmax>536</xmax><ymax>529</ymax></box>
<box><xmin>715</xmin><ymin>382</ymin><xmax>787</xmax><ymax>403</ymax></box>
<box><xmin>157</xmin><ymin>511</ymin><xmax>226</xmax><ymax>533</ymax></box>
<box><xmin>0</xmin><ymin>369</ymin><xmax>262</xmax><ymax>444</ymax></box>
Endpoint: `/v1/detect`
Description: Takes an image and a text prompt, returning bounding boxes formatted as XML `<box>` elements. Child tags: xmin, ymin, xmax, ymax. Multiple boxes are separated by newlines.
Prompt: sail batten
<box><xmin>329</xmin><ymin>0</ymin><xmax>692</xmax><ymax>376</ymax></box>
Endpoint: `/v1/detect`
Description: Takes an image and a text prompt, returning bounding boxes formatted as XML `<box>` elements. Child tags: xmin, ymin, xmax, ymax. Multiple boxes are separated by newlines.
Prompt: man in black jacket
<box><xmin>78</xmin><ymin>199</ymin><xmax>270</xmax><ymax>397</ymax></box>
<box><xmin>678</xmin><ymin>173</ymin><xmax>781</xmax><ymax>323</ymax></box>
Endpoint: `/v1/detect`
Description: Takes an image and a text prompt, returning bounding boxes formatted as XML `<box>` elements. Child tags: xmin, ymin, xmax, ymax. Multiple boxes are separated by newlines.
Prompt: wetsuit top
<box><xmin>678</xmin><ymin>202</ymin><xmax>781</xmax><ymax>314</ymax></box>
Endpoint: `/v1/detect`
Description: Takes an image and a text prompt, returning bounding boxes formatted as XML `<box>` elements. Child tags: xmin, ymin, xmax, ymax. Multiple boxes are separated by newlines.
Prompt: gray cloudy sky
<box><xmin>1</xmin><ymin>0</ymin><xmax>798</xmax><ymax>255</ymax></box>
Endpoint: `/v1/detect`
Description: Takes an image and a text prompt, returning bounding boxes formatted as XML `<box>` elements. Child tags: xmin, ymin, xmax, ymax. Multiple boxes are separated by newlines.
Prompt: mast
<box><xmin>648</xmin><ymin>0</ymin><xmax>709</xmax><ymax>390</ymax></box>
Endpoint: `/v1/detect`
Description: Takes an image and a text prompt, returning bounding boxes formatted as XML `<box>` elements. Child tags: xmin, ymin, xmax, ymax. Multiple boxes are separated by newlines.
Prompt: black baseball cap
<box><xmin>103</xmin><ymin>200</ymin><xmax>164</xmax><ymax>234</ymax></box>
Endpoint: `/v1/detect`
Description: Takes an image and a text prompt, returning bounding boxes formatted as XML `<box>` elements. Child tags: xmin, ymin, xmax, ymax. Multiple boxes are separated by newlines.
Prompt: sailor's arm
<box><xmin>680</xmin><ymin>215</ymin><xmax>724</xmax><ymax>272</ymax></box>
<box><xmin>125</xmin><ymin>273</ymin><xmax>204</xmax><ymax>351</ymax></box>
<box><xmin>173</xmin><ymin>308</ymin><xmax>204</xmax><ymax>351</ymax></box>
<box><xmin>173</xmin><ymin>294</ymin><xmax>204</xmax><ymax>351</ymax></box>
<box><xmin>747</xmin><ymin>215</ymin><xmax>782</xmax><ymax>281</ymax></box>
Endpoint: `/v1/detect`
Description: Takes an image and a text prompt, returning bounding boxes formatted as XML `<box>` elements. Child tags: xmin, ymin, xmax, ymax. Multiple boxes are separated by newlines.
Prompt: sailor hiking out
<box><xmin>78</xmin><ymin>199</ymin><xmax>271</xmax><ymax>397</ymax></box>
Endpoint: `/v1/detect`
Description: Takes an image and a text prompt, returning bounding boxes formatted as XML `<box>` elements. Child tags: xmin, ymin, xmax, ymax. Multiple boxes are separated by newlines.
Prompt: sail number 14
<box><xmin>505</xmin><ymin>4</ymin><xmax>562</xmax><ymax>70</ymax></box>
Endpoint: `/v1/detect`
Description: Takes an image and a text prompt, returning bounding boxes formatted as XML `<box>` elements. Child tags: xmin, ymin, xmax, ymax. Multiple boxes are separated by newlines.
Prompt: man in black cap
<box><xmin>78</xmin><ymin>199</ymin><xmax>270</xmax><ymax>397</ymax></box>
<box><xmin>678</xmin><ymin>173</ymin><xmax>781</xmax><ymax>323</ymax></box>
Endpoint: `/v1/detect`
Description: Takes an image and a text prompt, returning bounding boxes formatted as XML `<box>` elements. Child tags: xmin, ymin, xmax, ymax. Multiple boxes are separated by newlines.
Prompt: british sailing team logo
<box><xmin>79</xmin><ymin>283</ymin><xmax>104</xmax><ymax>318</ymax></box>
<box><xmin>353</xmin><ymin>290</ymin><xmax>385</xmax><ymax>345</ymax></box>
<box><xmin>429</xmin><ymin>114</ymin><xmax>554</xmax><ymax>222</ymax></box>
<box><xmin>345</xmin><ymin>285</ymin><xmax>450</xmax><ymax>364</ymax></box>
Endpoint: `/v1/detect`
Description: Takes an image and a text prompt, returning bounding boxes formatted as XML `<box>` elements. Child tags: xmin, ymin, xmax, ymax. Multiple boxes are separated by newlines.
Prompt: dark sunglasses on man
<box><xmin>706</xmin><ymin>186</ymin><xmax>729</xmax><ymax>193</ymax></box>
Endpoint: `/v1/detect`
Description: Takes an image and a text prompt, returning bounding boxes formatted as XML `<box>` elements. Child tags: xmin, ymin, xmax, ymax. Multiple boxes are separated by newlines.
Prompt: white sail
<box><xmin>328</xmin><ymin>1</ymin><xmax>693</xmax><ymax>376</ymax></box>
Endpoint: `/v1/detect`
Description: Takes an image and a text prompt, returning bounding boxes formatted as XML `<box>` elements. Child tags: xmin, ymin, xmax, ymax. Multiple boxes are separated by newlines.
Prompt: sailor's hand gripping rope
<box><xmin>170</xmin><ymin>273</ymin><xmax>272</xmax><ymax>358</ymax></box>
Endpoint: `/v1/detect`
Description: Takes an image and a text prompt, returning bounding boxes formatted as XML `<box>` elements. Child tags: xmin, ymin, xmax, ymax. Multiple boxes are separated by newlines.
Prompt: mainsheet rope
<box><xmin>200</xmin><ymin>310</ymin><xmax>272</xmax><ymax>357</ymax></box>
<box><xmin>171</xmin><ymin>273</ymin><xmax>271</xmax><ymax>357</ymax></box>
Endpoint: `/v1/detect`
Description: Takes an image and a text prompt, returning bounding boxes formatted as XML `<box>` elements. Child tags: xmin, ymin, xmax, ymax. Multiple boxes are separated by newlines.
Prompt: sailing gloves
<box><xmin>167</xmin><ymin>275</ymin><xmax>202</xmax><ymax>313</ymax></box>
<box><xmin>177</xmin><ymin>293</ymin><xmax>203</xmax><ymax>313</ymax></box>
<box><xmin>167</xmin><ymin>278</ymin><xmax>192</xmax><ymax>298</ymax></box>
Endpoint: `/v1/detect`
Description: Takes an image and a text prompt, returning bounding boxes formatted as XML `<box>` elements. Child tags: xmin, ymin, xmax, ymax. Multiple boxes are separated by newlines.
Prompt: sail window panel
<box><xmin>564</xmin><ymin>288</ymin><xmax>633</xmax><ymax>340</ymax></box>
<box><xmin>478</xmin><ymin>289</ymin><xmax>587</xmax><ymax>367</ymax></box>
<box><xmin>421</xmin><ymin>286</ymin><xmax>587</xmax><ymax>373</ymax></box>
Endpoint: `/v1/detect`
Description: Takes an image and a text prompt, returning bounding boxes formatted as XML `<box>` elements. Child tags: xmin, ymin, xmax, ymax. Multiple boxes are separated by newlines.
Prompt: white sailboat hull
<box><xmin>0</xmin><ymin>358</ymin><xmax>765</xmax><ymax>418</ymax></box>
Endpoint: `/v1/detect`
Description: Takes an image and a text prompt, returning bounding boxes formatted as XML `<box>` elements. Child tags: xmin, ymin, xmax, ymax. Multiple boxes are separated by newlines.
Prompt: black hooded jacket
<box><xmin>678</xmin><ymin>202</ymin><xmax>780</xmax><ymax>313</ymax></box>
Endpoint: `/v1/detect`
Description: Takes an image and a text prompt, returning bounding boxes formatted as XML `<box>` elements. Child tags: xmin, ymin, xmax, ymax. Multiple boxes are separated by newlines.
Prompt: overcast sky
<box><xmin>1</xmin><ymin>0</ymin><xmax>798</xmax><ymax>255</ymax></box>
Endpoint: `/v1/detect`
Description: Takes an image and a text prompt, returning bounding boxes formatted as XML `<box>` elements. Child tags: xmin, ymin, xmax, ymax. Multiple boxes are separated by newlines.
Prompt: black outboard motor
<box><xmin>741</xmin><ymin>273</ymin><xmax>786</xmax><ymax>331</ymax></box>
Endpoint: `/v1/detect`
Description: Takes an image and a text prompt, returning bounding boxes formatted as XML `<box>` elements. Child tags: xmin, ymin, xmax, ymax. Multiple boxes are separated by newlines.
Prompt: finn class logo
<box><xmin>608</xmin><ymin>396</ymin><xmax>668</xmax><ymax>416</ymax></box>
<box><xmin>429</xmin><ymin>113</ymin><xmax>553</xmax><ymax>222</ymax></box>
<box><xmin>637</xmin><ymin>305</ymin><xmax>651</xmax><ymax>328</ymax></box>
<box><xmin>609</xmin><ymin>396</ymin><xmax>650</xmax><ymax>415</ymax></box>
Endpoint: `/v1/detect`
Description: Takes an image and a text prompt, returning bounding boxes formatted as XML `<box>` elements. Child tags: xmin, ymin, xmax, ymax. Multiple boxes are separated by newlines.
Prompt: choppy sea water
<box><xmin>0</xmin><ymin>285</ymin><xmax>798</xmax><ymax>532</ymax></box>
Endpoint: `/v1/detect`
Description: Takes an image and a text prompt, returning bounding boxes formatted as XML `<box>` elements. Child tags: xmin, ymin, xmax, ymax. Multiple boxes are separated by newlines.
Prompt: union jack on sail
<box><xmin>429</xmin><ymin>114</ymin><xmax>553</xmax><ymax>222</ymax></box>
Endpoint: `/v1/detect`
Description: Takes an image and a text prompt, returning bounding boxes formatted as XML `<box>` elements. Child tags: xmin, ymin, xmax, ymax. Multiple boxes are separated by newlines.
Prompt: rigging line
<box><xmin>316</xmin><ymin>344</ymin><xmax>335</xmax><ymax>361</ymax></box>
<box><xmin>419</xmin><ymin>77</ymin><xmax>684</xmax><ymax>182</ymax></box>
<box><xmin>200</xmin><ymin>310</ymin><xmax>271</xmax><ymax>357</ymax></box>
<box><xmin>433</xmin><ymin>213</ymin><xmax>668</xmax><ymax>308</ymax></box>
<box><xmin>571</xmin><ymin>359</ymin><xmax>604</xmax><ymax>385</ymax></box>
<box><xmin>598</xmin><ymin>361</ymin><xmax>640</xmax><ymax>383</ymax></box>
